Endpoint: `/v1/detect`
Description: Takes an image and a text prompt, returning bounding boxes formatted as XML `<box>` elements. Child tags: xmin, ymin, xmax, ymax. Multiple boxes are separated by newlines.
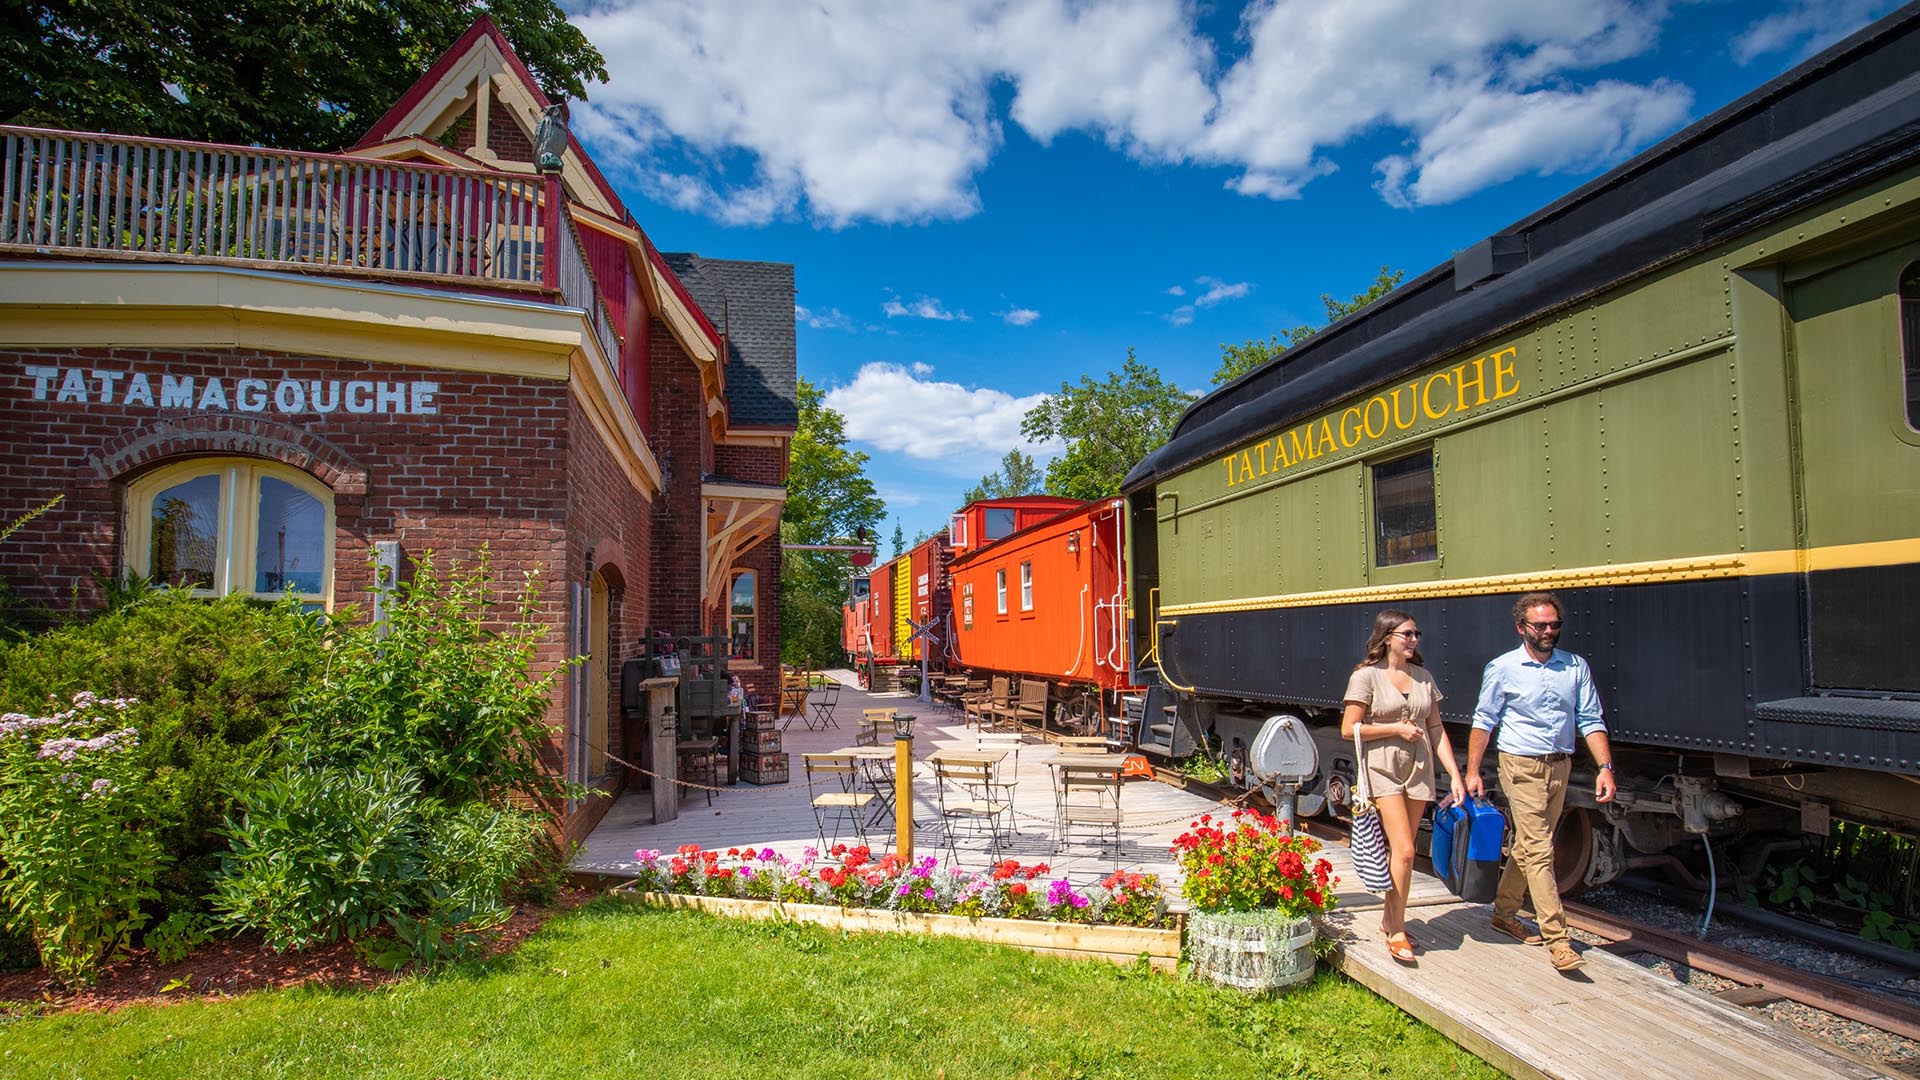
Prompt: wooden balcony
<box><xmin>0</xmin><ymin>125</ymin><xmax>619</xmax><ymax>364</ymax></box>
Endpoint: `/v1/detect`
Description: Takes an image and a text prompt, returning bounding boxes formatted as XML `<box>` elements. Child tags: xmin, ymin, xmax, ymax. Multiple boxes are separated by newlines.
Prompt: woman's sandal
<box><xmin>1386</xmin><ymin>933</ymin><xmax>1416</xmax><ymax>964</ymax></box>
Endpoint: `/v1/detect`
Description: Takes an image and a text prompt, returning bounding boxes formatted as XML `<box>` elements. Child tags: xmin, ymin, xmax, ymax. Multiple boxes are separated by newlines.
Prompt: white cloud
<box><xmin>910</xmin><ymin>361</ymin><xmax>935</xmax><ymax>376</ymax></box>
<box><xmin>1167</xmin><ymin>305</ymin><xmax>1196</xmax><ymax>327</ymax></box>
<box><xmin>1375</xmin><ymin>80</ymin><xmax>1692</xmax><ymax>209</ymax></box>
<box><xmin>882</xmin><ymin>295</ymin><xmax>970</xmax><ymax>321</ymax></box>
<box><xmin>1001</xmin><ymin>307</ymin><xmax>1041</xmax><ymax>326</ymax></box>
<box><xmin>1730</xmin><ymin>0</ymin><xmax>1901</xmax><ymax>64</ymax></box>
<box><xmin>571</xmin><ymin>0</ymin><xmax>1699</xmax><ymax>221</ymax></box>
<box><xmin>796</xmin><ymin>304</ymin><xmax>856</xmax><ymax>331</ymax></box>
<box><xmin>1166</xmin><ymin>285</ymin><xmax>1186</xmax><ymax>297</ymax></box>
<box><xmin>824</xmin><ymin>362</ymin><xmax>1057</xmax><ymax>465</ymax></box>
<box><xmin>1193</xmin><ymin>276</ymin><xmax>1250</xmax><ymax>308</ymax></box>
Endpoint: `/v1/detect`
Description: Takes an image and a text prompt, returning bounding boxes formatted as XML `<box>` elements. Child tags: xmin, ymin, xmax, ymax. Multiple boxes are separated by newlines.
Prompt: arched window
<box><xmin>124</xmin><ymin>458</ymin><xmax>334</xmax><ymax>605</ymax></box>
<box><xmin>728</xmin><ymin>570</ymin><xmax>757</xmax><ymax>660</ymax></box>
<box><xmin>1902</xmin><ymin>260</ymin><xmax>1919</xmax><ymax>430</ymax></box>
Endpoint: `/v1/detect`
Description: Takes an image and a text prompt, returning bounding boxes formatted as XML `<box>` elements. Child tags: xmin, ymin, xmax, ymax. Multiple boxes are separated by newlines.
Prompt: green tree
<box><xmin>890</xmin><ymin>522</ymin><xmax>906</xmax><ymax>559</ymax></box>
<box><xmin>1021</xmin><ymin>349</ymin><xmax>1195</xmax><ymax>501</ymax></box>
<box><xmin>3</xmin><ymin>1</ymin><xmax>607</xmax><ymax>152</ymax></box>
<box><xmin>960</xmin><ymin>448</ymin><xmax>1043</xmax><ymax>506</ymax></box>
<box><xmin>780</xmin><ymin>379</ymin><xmax>885</xmax><ymax>669</ymax></box>
<box><xmin>1211</xmin><ymin>266</ymin><xmax>1405</xmax><ymax>385</ymax></box>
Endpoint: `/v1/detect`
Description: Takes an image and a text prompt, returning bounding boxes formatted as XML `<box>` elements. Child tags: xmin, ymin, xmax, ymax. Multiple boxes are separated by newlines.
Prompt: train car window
<box><xmin>962</xmin><ymin>583</ymin><xmax>974</xmax><ymax>629</ymax></box>
<box><xmin>984</xmin><ymin>508</ymin><xmax>1016</xmax><ymax>540</ymax></box>
<box><xmin>1902</xmin><ymin>261</ymin><xmax>1920</xmax><ymax>429</ymax></box>
<box><xmin>996</xmin><ymin>569</ymin><xmax>1008</xmax><ymax>614</ymax></box>
<box><xmin>1020</xmin><ymin>561</ymin><xmax>1033</xmax><ymax>611</ymax></box>
<box><xmin>1373</xmin><ymin>450</ymin><xmax>1438</xmax><ymax>567</ymax></box>
<box><xmin>729</xmin><ymin>570</ymin><xmax>757</xmax><ymax>660</ymax></box>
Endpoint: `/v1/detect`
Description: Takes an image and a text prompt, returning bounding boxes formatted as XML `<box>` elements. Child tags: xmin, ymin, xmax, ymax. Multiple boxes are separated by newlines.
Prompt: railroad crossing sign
<box><xmin>905</xmin><ymin>615</ymin><xmax>940</xmax><ymax>704</ymax></box>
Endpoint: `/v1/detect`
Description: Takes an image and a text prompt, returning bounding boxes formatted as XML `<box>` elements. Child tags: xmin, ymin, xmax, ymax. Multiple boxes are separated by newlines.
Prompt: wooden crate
<box><xmin>742</xmin><ymin>729</ymin><xmax>782</xmax><ymax>755</ymax></box>
<box><xmin>740</xmin><ymin>751</ymin><xmax>789</xmax><ymax>785</ymax></box>
<box><xmin>743</xmin><ymin>710</ymin><xmax>779</xmax><ymax>732</ymax></box>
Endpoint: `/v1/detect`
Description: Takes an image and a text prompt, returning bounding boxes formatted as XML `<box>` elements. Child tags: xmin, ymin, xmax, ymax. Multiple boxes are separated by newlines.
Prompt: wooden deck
<box><xmin>577</xmin><ymin>673</ymin><xmax>1880</xmax><ymax>1080</ymax></box>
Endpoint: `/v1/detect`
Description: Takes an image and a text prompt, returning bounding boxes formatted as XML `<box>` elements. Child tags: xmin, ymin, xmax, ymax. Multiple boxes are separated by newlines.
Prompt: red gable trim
<box><xmin>352</xmin><ymin>15</ymin><xmax>625</xmax><ymax>219</ymax></box>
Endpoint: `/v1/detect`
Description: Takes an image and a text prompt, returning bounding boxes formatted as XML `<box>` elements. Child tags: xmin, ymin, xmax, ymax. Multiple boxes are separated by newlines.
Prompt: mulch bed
<box><xmin>0</xmin><ymin>887</ymin><xmax>595</xmax><ymax>1015</ymax></box>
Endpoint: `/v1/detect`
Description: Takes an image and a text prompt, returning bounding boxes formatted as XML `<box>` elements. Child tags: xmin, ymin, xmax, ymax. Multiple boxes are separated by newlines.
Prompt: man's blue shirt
<box><xmin>1471</xmin><ymin>646</ymin><xmax>1607</xmax><ymax>755</ymax></box>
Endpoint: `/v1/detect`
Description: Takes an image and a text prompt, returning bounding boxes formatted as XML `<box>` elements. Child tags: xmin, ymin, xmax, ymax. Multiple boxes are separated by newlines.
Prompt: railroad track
<box><xmin>1296</xmin><ymin>816</ymin><xmax>1920</xmax><ymax>1055</ymax></box>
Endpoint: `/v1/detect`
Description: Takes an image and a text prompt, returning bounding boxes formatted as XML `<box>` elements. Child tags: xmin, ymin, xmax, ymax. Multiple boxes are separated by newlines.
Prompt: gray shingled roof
<box><xmin>659</xmin><ymin>253</ymin><xmax>798</xmax><ymax>429</ymax></box>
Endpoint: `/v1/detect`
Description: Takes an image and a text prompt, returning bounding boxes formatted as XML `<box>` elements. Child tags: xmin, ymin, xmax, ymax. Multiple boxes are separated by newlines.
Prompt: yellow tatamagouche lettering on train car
<box><xmin>1222</xmin><ymin>346</ymin><xmax>1523</xmax><ymax>487</ymax></box>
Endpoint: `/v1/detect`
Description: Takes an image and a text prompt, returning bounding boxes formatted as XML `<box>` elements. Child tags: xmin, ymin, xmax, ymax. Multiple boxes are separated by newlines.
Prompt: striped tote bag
<box><xmin>1348</xmin><ymin>724</ymin><xmax>1395</xmax><ymax>893</ymax></box>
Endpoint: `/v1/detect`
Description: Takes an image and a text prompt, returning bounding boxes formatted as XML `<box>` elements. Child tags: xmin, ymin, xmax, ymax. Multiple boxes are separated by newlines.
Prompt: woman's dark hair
<box><xmin>1357</xmin><ymin>608</ymin><xmax>1423</xmax><ymax>669</ymax></box>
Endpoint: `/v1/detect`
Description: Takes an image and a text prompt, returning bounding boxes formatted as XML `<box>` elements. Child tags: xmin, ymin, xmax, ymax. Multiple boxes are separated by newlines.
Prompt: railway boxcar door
<box><xmin>1785</xmin><ymin>241</ymin><xmax>1920</xmax><ymax>694</ymax></box>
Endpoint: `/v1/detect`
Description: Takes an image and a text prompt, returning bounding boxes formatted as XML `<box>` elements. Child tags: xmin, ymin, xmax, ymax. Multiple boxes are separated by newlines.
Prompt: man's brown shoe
<box><xmin>1550</xmin><ymin>943</ymin><xmax>1584</xmax><ymax>971</ymax></box>
<box><xmin>1491</xmin><ymin>913</ymin><xmax>1543</xmax><ymax>945</ymax></box>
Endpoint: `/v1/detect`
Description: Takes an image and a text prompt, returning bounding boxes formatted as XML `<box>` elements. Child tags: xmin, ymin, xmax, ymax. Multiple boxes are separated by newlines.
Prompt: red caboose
<box><xmin>947</xmin><ymin>497</ymin><xmax>1136</xmax><ymax>725</ymax></box>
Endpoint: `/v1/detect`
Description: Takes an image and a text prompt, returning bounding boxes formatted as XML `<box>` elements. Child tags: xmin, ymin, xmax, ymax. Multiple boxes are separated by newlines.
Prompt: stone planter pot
<box><xmin>612</xmin><ymin>886</ymin><xmax>1182</xmax><ymax>972</ymax></box>
<box><xmin>1186</xmin><ymin>909</ymin><xmax>1317</xmax><ymax>992</ymax></box>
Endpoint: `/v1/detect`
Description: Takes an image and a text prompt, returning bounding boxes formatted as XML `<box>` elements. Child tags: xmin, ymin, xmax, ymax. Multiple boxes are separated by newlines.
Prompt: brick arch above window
<box><xmin>90</xmin><ymin>414</ymin><xmax>370</xmax><ymax>495</ymax></box>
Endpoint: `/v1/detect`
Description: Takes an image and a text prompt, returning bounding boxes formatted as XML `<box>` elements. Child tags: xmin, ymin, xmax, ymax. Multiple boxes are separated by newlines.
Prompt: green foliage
<box><xmin>143</xmin><ymin>910</ymin><xmax>212</xmax><ymax>965</ymax></box>
<box><xmin>0</xmin><ymin>593</ymin><xmax>315</xmax><ymax>910</ymax></box>
<box><xmin>1171</xmin><ymin>810</ymin><xmax>1338</xmax><ymax>917</ymax></box>
<box><xmin>780</xmin><ymin>378</ymin><xmax>886</xmax><ymax>669</ymax></box>
<box><xmin>1210</xmin><ymin>266</ymin><xmax>1406</xmax><ymax>385</ymax></box>
<box><xmin>284</xmin><ymin>550</ymin><xmax>576</xmax><ymax>805</ymax></box>
<box><xmin>890</xmin><ymin>521</ymin><xmax>906</xmax><ymax>558</ymax></box>
<box><xmin>960</xmin><ymin>448</ymin><xmax>1044</xmax><ymax>507</ymax></box>
<box><xmin>0</xmin><ymin>693</ymin><xmax>168</xmax><ymax>986</ymax></box>
<box><xmin>1021</xmin><ymin>348</ymin><xmax>1196</xmax><ymax>501</ymax></box>
<box><xmin>4</xmin><ymin>1</ymin><xmax>607</xmax><ymax>153</ymax></box>
<box><xmin>210</xmin><ymin>764</ymin><xmax>538</xmax><ymax>964</ymax></box>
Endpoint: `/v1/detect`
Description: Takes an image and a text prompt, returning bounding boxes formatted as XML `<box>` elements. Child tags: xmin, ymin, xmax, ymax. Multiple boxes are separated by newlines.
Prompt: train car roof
<box><xmin>1124</xmin><ymin>3</ymin><xmax>1920</xmax><ymax>492</ymax></box>
<box><xmin>949</xmin><ymin>497</ymin><xmax>1115</xmax><ymax>568</ymax></box>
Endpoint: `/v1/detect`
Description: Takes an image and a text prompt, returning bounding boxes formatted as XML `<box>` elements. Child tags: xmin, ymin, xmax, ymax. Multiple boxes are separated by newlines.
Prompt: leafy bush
<box><xmin>0</xmin><ymin>592</ymin><xmax>316</xmax><ymax>909</ymax></box>
<box><xmin>0</xmin><ymin>692</ymin><xmax>168</xmax><ymax>985</ymax></box>
<box><xmin>1171</xmin><ymin>810</ymin><xmax>1339</xmax><ymax>917</ymax></box>
<box><xmin>211</xmin><ymin>764</ymin><xmax>540</xmax><ymax>965</ymax></box>
<box><xmin>283</xmin><ymin>551</ymin><xmax>579</xmax><ymax>805</ymax></box>
<box><xmin>143</xmin><ymin>910</ymin><xmax>213</xmax><ymax>964</ymax></box>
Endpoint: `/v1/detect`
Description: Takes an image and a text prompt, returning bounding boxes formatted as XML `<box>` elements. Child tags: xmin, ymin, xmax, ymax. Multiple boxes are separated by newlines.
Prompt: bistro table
<box><xmin>827</xmin><ymin>745</ymin><xmax>898</xmax><ymax>826</ymax></box>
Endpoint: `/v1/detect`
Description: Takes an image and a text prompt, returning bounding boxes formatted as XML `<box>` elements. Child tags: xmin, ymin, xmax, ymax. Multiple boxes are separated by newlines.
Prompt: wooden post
<box><xmin>540</xmin><ymin>172</ymin><xmax>561</xmax><ymax>293</ymax></box>
<box><xmin>894</xmin><ymin>719</ymin><xmax>913</xmax><ymax>865</ymax></box>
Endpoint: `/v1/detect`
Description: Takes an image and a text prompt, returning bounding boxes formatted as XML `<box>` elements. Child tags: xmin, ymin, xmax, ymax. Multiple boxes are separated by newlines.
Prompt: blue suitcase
<box><xmin>1430</xmin><ymin>798</ymin><xmax>1505</xmax><ymax>903</ymax></box>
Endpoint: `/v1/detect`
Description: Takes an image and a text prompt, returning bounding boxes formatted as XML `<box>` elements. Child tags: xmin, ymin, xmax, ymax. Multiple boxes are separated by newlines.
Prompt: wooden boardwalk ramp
<box><xmin>1321</xmin><ymin>896</ymin><xmax>1888</xmax><ymax>1080</ymax></box>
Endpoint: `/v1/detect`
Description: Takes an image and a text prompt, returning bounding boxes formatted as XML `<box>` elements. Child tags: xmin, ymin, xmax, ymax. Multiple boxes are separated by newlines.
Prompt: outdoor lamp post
<box><xmin>893</xmin><ymin>713</ymin><xmax>915</xmax><ymax>864</ymax></box>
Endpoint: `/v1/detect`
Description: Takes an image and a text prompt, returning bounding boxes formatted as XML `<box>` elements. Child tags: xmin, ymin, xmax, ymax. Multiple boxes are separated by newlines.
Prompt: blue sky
<box><xmin>560</xmin><ymin>0</ymin><xmax>1901</xmax><ymax>543</ymax></box>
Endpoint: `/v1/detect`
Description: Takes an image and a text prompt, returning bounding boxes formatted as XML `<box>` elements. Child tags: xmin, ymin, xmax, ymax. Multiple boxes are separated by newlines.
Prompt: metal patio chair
<box><xmin>803</xmin><ymin>751</ymin><xmax>872</xmax><ymax>848</ymax></box>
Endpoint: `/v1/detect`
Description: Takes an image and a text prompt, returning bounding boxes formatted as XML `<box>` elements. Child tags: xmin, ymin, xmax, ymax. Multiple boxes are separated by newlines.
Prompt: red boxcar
<box><xmin>947</xmin><ymin>497</ymin><xmax>1136</xmax><ymax>724</ymax></box>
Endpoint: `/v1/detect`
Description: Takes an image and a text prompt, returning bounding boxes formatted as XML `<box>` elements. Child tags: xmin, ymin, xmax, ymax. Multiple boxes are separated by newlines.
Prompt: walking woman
<box><xmin>1343</xmin><ymin>609</ymin><xmax>1466</xmax><ymax>963</ymax></box>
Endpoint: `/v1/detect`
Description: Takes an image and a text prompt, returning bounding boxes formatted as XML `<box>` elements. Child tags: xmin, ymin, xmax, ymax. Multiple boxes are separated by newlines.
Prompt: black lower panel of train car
<box><xmin>1156</xmin><ymin>570</ymin><xmax>1912</xmax><ymax>773</ymax></box>
<box><xmin>1810</xmin><ymin>562</ymin><xmax>1920</xmax><ymax>693</ymax></box>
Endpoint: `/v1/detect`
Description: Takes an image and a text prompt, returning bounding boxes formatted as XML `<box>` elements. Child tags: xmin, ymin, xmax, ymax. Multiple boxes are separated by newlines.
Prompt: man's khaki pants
<box><xmin>1493</xmin><ymin>753</ymin><xmax>1573</xmax><ymax>947</ymax></box>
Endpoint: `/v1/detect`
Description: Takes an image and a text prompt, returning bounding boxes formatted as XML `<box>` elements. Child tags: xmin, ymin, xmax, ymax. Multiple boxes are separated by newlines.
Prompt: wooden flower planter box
<box><xmin>612</xmin><ymin>886</ymin><xmax>1183</xmax><ymax>972</ymax></box>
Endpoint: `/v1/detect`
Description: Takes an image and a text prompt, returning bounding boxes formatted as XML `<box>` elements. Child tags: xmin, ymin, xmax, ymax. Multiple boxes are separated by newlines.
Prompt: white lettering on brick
<box><xmin>56</xmin><ymin>368</ymin><xmax>87</xmax><ymax>403</ymax></box>
<box><xmin>237</xmin><ymin>378</ymin><xmax>268</xmax><ymax>412</ymax></box>
<box><xmin>197</xmin><ymin>378</ymin><xmax>228</xmax><ymax>410</ymax></box>
<box><xmin>160</xmin><ymin>375</ymin><xmax>195</xmax><ymax>409</ymax></box>
<box><xmin>15</xmin><ymin>367</ymin><xmax>447</xmax><ymax>417</ymax></box>
<box><xmin>124</xmin><ymin>373</ymin><xmax>153</xmax><ymax>407</ymax></box>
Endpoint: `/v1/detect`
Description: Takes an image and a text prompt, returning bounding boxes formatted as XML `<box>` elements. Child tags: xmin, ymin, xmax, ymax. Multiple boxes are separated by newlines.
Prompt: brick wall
<box><xmin>646</xmin><ymin>324</ymin><xmax>710</xmax><ymax>639</ymax></box>
<box><xmin>487</xmin><ymin>89</ymin><xmax>534</xmax><ymax>163</ymax></box>
<box><xmin>714</xmin><ymin>444</ymin><xmax>788</xmax><ymax>485</ymax></box>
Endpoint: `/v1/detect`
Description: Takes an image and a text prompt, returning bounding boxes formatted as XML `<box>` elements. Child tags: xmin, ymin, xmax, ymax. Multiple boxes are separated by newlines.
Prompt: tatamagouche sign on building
<box><xmin>0</xmin><ymin>17</ymin><xmax>799</xmax><ymax>841</ymax></box>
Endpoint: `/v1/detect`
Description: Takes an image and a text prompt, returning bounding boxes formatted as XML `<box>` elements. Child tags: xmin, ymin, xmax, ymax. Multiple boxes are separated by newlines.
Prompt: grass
<box><xmin>0</xmin><ymin>899</ymin><xmax>1500</xmax><ymax>1079</ymax></box>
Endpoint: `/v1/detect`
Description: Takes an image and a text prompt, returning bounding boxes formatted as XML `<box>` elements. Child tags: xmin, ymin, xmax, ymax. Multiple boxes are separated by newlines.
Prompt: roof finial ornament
<box><xmin>534</xmin><ymin>101</ymin><xmax>569</xmax><ymax>173</ymax></box>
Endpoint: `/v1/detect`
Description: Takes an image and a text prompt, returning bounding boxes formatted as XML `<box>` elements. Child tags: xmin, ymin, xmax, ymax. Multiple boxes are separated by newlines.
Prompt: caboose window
<box><xmin>1020</xmin><ymin>561</ymin><xmax>1033</xmax><ymax>611</ymax></box>
<box><xmin>996</xmin><ymin>569</ymin><xmax>1008</xmax><ymax>614</ymax></box>
<box><xmin>984</xmin><ymin>508</ymin><xmax>1016</xmax><ymax>540</ymax></box>
<box><xmin>1373</xmin><ymin>450</ymin><xmax>1438</xmax><ymax>567</ymax></box>
<box><xmin>1902</xmin><ymin>260</ymin><xmax>1919</xmax><ymax>429</ymax></box>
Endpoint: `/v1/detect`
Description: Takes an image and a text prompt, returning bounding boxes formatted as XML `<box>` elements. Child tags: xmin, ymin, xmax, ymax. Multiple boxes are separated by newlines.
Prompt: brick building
<box><xmin>0</xmin><ymin>19</ymin><xmax>795</xmax><ymax>839</ymax></box>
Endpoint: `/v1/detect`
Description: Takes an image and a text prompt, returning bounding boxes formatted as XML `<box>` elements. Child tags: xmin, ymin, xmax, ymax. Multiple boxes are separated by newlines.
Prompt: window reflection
<box><xmin>984</xmin><ymin>508</ymin><xmax>1016</xmax><ymax>540</ymax></box>
<box><xmin>254</xmin><ymin>477</ymin><xmax>326</xmax><ymax>594</ymax></box>
<box><xmin>150</xmin><ymin>474</ymin><xmax>219</xmax><ymax>589</ymax></box>
<box><xmin>730</xmin><ymin>571</ymin><xmax>756</xmax><ymax>660</ymax></box>
<box><xmin>1901</xmin><ymin>261</ymin><xmax>1918</xmax><ymax>430</ymax></box>
<box><xmin>1374</xmin><ymin>450</ymin><xmax>1438</xmax><ymax>567</ymax></box>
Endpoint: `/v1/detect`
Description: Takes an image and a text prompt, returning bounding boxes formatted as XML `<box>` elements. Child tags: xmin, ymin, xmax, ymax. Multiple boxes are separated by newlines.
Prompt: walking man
<box><xmin>1464</xmin><ymin>592</ymin><xmax>1616</xmax><ymax>972</ymax></box>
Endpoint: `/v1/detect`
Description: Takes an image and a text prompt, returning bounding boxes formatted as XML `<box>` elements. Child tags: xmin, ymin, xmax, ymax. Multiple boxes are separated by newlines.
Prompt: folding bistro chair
<box><xmin>857</xmin><ymin>707</ymin><xmax>895</xmax><ymax>747</ymax></box>
<box><xmin>779</xmin><ymin>683</ymin><xmax>810</xmax><ymax>732</ymax></box>
<box><xmin>932</xmin><ymin>759</ymin><xmax>1011</xmax><ymax>862</ymax></box>
<box><xmin>803</xmin><ymin>751</ymin><xmax>872</xmax><ymax>848</ymax></box>
<box><xmin>1053</xmin><ymin>761</ymin><xmax>1124</xmax><ymax>857</ymax></box>
<box><xmin>807</xmin><ymin>681</ymin><xmax>841</xmax><ymax>730</ymax></box>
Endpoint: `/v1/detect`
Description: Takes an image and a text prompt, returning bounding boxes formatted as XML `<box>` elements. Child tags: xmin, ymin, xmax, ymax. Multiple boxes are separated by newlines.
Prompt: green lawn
<box><xmin>0</xmin><ymin>899</ymin><xmax>1499</xmax><ymax>1079</ymax></box>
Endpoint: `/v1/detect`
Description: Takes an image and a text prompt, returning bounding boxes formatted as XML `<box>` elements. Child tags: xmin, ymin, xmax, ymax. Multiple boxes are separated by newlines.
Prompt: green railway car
<box><xmin>1122</xmin><ymin>8</ymin><xmax>1920</xmax><ymax>891</ymax></box>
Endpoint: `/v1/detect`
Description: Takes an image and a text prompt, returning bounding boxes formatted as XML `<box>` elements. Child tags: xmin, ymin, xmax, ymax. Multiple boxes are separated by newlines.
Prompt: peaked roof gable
<box><xmin>352</xmin><ymin>16</ymin><xmax>624</xmax><ymax>219</ymax></box>
<box><xmin>660</xmin><ymin>253</ymin><xmax>799</xmax><ymax>430</ymax></box>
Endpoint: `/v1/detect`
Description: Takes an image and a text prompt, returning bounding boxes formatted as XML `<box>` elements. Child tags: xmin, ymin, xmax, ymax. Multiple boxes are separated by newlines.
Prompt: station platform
<box><xmin>578</xmin><ymin>676</ymin><xmax>1880</xmax><ymax>1080</ymax></box>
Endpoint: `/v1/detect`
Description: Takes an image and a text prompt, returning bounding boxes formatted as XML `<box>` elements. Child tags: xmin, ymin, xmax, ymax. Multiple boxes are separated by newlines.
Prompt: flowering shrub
<box><xmin>633</xmin><ymin>847</ymin><xmax>1170</xmax><ymax>928</ymax></box>
<box><xmin>0</xmin><ymin>692</ymin><xmax>167</xmax><ymax>986</ymax></box>
<box><xmin>1171</xmin><ymin>810</ymin><xmax>1338</xmax><ymax>917</ymax></box>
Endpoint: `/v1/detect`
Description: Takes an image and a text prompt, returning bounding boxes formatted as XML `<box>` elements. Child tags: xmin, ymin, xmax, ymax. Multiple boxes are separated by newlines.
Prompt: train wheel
<box><xmin>1553</xmin><ymin>806</ymin><xmax>1597</xmax><ymax>898</ymax></box>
